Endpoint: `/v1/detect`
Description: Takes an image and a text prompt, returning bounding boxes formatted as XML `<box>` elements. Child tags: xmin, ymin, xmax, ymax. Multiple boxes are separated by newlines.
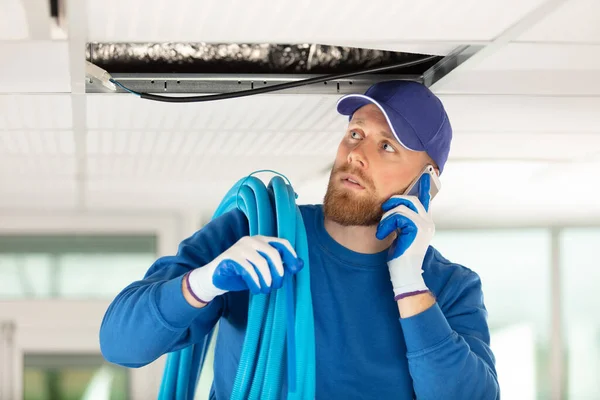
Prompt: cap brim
<box><xmin>336</xmin><ymin>94</ymin><xmax>425</xmax><ymax>152</ymax></box>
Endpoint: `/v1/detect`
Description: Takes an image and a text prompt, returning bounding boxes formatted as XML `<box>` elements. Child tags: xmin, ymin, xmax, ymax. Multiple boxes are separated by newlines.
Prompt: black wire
<box><xmin>113</xmin><ymin>55</ymin><xmax>438</xmax><ymax>103</ymax></box>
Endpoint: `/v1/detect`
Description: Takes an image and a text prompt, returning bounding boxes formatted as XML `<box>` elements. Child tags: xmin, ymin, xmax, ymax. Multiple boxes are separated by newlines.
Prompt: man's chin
<box><xmin>323</xmin><ymin>186</ymin><xmax>384</xmax><ymax>227</ymax></box>
<box><xmin>337</xmin><ymin>187</ymin><xmax>368</xmax><ymax>199</ymax></box>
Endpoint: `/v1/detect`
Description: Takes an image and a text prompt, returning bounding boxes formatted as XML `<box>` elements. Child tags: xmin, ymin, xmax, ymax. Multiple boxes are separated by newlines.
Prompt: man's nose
<box><xmin>347</xmin><ymin>145</ymin><xmax>368</xmax><ymax>169</ymax></box>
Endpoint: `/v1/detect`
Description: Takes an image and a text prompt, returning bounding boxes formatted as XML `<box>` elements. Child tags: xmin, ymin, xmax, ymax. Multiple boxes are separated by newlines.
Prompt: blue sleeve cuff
<box><xmin>154</xmin><ymin>274</ymin><xmax>220</xmax><ymax>330</ymax></box>
<box><xmin>399</xmin><ymin>302</ymin><xmax>453</xmax><ymax>354</ymax></box>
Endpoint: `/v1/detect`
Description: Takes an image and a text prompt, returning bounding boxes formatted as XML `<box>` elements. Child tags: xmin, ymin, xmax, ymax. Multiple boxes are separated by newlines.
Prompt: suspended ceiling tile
<box><xmin>86</xmin><ymin>156</ymin><xmax>126</xmax><ymax>179</ymax></box>
<box><xmin>468</xmin><ymin>43</ymin><xmax>600</xmax><ymax>70</ymax></box>
<box><xmin>440</xmin><ymin>95</ymin><xmax>600</xmax><ymax>133</ymax></box>
<box><xmin>85</xmin><ymin>155</ymin><xmax>161</xmax><ymax>179</ymax></box>
<box><xmin>87</xmin><ymin>0</ymin><xmax>545</xmax><ymax>42</ymax></box>
<box><xmin>86</xmin><ymin>95</ymin><xmax>204</xmax><ymax>130</ymax></box>
<box><xmin>518</xmin><ymin>0</ymin><xmax>600</xmax><ymax>43</ymax></box>
<box><xmin>450</xmin><ymin>131</ymin><xmax>600</xmax><ymax>161</ymax></box>
<box><xmin>531</xmin><ymin>158</ymin><xmax>600</xmax><ymax>191</ymax></box>
<box><xmin>86</xmin><ymin>130</ymin><xmax>176</xmax><ymax>156</ymax></box>
<box><xmin>424</xmin><ymin>159</ymin><xmax>549</xmax><ymax>213</ymax></box>
<box><xmin>432</xmin><ymin>159</ymin><xmax>600</xmax><ymax>227</ymax></box>
<box><xmin>86</xmin><ymin>153</ymin><xmax>333</xmax><ymax>183</ymax></box>
<box><xmin>434</xmin><ymin>43</ymin><xmax>600</xmax><ymax>95</ymax></box>
<box><xmin>87</xmin><ymin>127</ymin><xmax>340</xmax><ymax>166</ymax></box>
<box><xmin>0</xmin><ymin>0</ymin><xmax>28</xmax><ymax>40</ymax></box>
<box><xmin>432</xmin><ymin>71</ymin><xmax>600</xmax><ymax>96</ymax></box>
<box><xmin>0</xmin><ymin>131</ymin><xmax>76</xmax><ymax>155</ymax></box>
<box><xmin>442</xmin><ymin>159</ymin><xmax>598</xmax><ymax>201</ymax></box>
<box><xmin>0</xmin><ymin>95</ymin><xmax>72</xmax><ymax>129</ymax></box>
<box><xmin>85</xmin><ymin>154</ymin><xmax>334</xmax><ymax>209</ymax></box>
<box><xmin>0</xmin><ymin>180</ymin><xmax>77</xmax><ymax>209</ymax></box>
<box><xmin>0</xmin><ymin>155</ymin><xmax>77</xmax><ymax>177</ymax></box>
<box><xmin>87</xmin><ymin>94</ymin><xmax>343</xmax><ymax>132</ymax></box>
<box><xmin>86</xmin><ymin>155</ymin><xmax>193</xmax><ymax>180</ymax></box>
<box><xmin>86</xmin><ymin>180</ymin><xmax>215</xmax><ymax>210</ymax></box>
<box><xmin>0</xmin><ymin>42</ymin><xmax>71</xmax><ymax>93</ymax></box>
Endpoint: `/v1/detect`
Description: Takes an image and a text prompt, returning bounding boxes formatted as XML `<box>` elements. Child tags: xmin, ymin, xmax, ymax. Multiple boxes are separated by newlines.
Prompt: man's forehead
<box><xmin>349</xmin><ymin>117</ymin><xmax>395</xmax><ymax>141</ymax></box>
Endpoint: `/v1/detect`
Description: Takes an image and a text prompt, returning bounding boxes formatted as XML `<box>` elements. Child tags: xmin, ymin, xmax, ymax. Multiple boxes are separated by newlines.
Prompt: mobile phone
<box><xmin>403</xmin><ymin>164</ymin><xmax>441</xmax><ymax>202</ymax></box>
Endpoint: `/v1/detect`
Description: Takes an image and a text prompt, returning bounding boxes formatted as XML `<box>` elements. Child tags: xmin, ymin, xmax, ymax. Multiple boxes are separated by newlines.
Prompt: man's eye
<box><xmin>350</xmin><ymin>131</ymin><xmax>362</xmax><ymax>140</ymax></box>
<box><xmin>382</xmin><ymin>142</ymin><xmax>396</xmax><ymax>153</ymax></box>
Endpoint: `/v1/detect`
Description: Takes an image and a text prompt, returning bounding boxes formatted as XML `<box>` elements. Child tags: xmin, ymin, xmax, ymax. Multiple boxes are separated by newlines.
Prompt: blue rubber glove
<box><xmin>186</xmin><ymin>235</ymin><xmax>303</xmax><ymax>303</ymax></box>
<box><xmin>376</xmin><ymin>174</ymin><xmax>435</xmax><ymax>301</ymax></box>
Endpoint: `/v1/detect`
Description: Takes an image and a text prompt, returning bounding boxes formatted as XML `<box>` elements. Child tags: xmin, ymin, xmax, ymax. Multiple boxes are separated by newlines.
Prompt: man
<box><xmin>100</xmin><ymin>80</ymin><xmax>499</xmax><ymax>399</ymax></box>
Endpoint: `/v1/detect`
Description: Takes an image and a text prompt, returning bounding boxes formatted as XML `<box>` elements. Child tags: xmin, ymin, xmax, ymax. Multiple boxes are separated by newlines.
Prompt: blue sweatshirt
<box><xmin>100</xmin><ymin>204</ymin><xmax>499</xmax><ymax>399</ymax></box>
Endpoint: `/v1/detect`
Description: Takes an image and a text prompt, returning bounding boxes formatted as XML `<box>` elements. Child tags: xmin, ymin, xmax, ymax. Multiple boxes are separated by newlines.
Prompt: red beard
<box><xmin>322</xmin><ymin>164</ymin><xmax>385</xmax><ymax>226</ymax></box>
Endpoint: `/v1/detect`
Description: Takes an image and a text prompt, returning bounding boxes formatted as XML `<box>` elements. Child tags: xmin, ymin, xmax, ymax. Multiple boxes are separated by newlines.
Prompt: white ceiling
<box><xmin>1</xmin><ymin>0</ymin><xmax>600</xmax><ymax>227</ymax></box>
<box><xmin>517</xmin><ymin>0</ymin><xmax>600</xmax><ymax>43</ymax></box>
<box><xmin>0</xmin><ymin>0</ymin><xmax>29</xmax><ymax>40</ymax></box>
<box><xmin>85</xmin><ymin>0</ymin><xmax>546</xmax><ymax>44</ymax></box>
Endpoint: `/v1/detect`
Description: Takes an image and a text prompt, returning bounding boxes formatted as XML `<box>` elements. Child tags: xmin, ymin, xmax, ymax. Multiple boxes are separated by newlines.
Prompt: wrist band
<box><xmin>394</xmin><ymin>289</ymin><xmax>430</xmax><ymax>301</ymax></box>
<box><xmin>185</xmin><ymin>271</ymin><xmax>210</xmax><ymax>304</ymax></box>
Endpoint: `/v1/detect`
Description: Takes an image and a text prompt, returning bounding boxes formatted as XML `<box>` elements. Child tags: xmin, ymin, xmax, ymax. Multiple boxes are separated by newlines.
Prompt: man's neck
<box><xmin>324</xmin><ymin>217</ymin><xmax>395</xmax><ymax>254</ymax></box>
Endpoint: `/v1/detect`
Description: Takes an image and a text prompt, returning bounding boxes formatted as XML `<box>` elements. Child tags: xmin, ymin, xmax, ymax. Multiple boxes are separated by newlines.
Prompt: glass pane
<box><xmin>560</xmin><ymin>228</ymin><xmax>600</xmax><ymax>399</ymax></box>
<box><xmin>432</xmin><ymin>229</ymin><xmax>551</xmax><ymax>400</ymax></box>
<box><xmin>59</xmin><ymin>253</ymin><xmax>157</xmax><ymax>298</ymax></box>
<box><xmin>0</xmin><ymin>235</ymin><xmax>156</xmax><ymax>299</ymax></box>
<box><xmin>0</xmin><ymin>235</ymin><xmax>156</xmax><ymax>254</ymax></box>
<box><xmin>23</xmin><ymin>354</ymin><xmax>129</xmax><ymax>400</ymax></box>
<box><xmin>0</xmin><ymin>255</ymin><xmax>52</xmax><ymax>298</ymax></box>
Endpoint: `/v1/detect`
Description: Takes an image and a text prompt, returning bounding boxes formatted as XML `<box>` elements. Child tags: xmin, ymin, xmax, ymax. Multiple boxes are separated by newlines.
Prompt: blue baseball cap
<box><xmin>336</xmin><ymin>80</ymin><xmax>452</xmax><ymax>174</ymax></box>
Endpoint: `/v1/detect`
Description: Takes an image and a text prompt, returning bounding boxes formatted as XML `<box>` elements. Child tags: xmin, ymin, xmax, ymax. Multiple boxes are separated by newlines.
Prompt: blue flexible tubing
<box><xmin>158</xmin><ymin>350</ymin><xmax>180</xmax><ymax>398</ymax></box>
<box><xmin>158</xmin><ymin>172</ymin><xmax>315</xmax><ymax>399</ymax></box>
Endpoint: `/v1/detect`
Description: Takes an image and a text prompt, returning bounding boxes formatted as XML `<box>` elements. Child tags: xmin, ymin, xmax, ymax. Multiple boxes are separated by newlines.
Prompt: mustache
<box><xmin>333</xmin><ymin>164</ymin><xmax>373</xmax><ymax>189</ymax></box>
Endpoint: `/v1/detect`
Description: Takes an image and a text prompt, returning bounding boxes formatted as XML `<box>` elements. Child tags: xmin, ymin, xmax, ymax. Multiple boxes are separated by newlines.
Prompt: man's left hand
<box><xmin>376</xmin><ymin>174</ymin><xmax>435</xmax><ymax>301</ymax></box>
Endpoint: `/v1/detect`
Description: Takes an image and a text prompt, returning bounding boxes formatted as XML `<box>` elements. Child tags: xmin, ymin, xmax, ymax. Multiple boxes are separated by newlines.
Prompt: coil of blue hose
<box><xmin>158</xmin><ymin>172</ymin><xmax>315</xmax><ymax>399</ymax></box>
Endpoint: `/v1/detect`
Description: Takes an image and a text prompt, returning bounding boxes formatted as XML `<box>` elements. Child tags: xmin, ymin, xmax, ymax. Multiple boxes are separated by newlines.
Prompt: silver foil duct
<box><xmin>86</xmin><ymin>43</ymin><xmax>439</xmax><ymax>74</ymax></box>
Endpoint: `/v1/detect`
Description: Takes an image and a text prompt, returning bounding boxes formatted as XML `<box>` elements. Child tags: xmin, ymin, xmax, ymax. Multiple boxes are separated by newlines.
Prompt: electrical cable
<box><xmin>111</xmin><ymin>79</ymin><xmax>141</xmax><ymax>96</ymax></box>
<box><xmin>109</xmin><ymin>55</ymin><xmax>438</xmax><ymax>103</ymax></box>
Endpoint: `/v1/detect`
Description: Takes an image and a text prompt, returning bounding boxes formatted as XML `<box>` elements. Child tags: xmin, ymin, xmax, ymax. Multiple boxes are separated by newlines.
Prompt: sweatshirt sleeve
<box><xmin>399</xmin><ymin>269</ymin><xmax>500</xmax><ymax>400</ymax></box>
<box><xmin>99</xmin><ymin>209</ymin><xmax>249</xmax><ymax>368</ymax></box>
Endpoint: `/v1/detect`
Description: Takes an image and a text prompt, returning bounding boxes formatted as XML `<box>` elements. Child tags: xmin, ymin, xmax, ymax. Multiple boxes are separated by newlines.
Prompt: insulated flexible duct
<box><xmin>87</xmin><ymin>42</ymin><xmax>439</xmax><ymax>75</ymax></box>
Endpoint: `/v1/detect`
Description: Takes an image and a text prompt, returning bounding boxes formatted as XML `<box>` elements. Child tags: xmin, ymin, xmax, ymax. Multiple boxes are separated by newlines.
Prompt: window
<box><xmin>560</xmin><ymin>228</ymin><xmax>600</xmax><ymax>399</ymax></box>
<box><xmin>432</xmin><ymin>229</ymin><xmax>551</xmax><ymax>400</ymax></box>
<box><xmin>0</xmin><ymin>235</ymin><xmax>156</xmax><ymax>299</ymax></box>
<box><xmin>24</xmin><ymin>354</ymin><xmax>129</xmax><ymax>400</ymax></box>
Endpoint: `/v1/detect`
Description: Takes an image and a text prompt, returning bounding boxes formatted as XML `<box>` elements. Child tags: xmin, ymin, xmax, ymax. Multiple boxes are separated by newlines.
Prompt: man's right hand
<box><xmin>184</xmin><ymin>235</ymin><xmax>304</xmax><ymax>305</ymax></box>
